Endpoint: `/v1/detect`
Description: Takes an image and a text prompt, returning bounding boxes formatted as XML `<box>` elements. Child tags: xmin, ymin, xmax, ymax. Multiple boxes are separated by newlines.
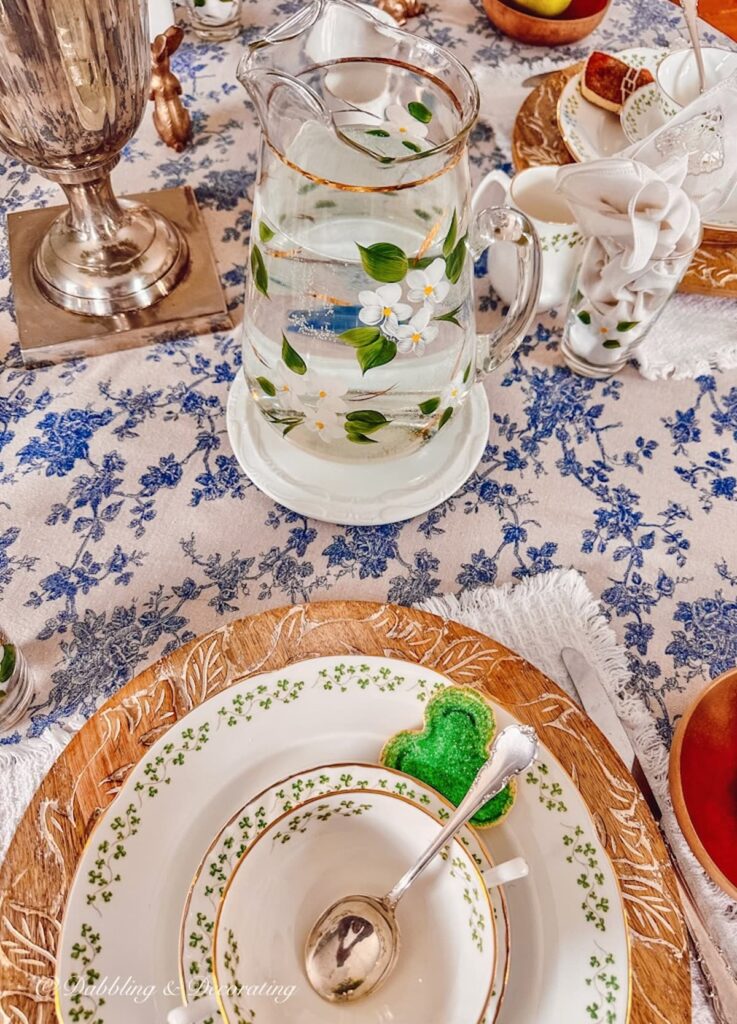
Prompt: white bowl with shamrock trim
<box><xmin>213</xmin><ymin>785</ymin><xmax>498</xmax><ymax>1024</ymax></box>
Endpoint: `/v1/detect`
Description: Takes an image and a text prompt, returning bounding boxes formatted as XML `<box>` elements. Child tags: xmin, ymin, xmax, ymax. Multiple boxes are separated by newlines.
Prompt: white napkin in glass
<box><xmin>555</xmin><ymin>156</ymin><xmax>701</xmax><ymax>326</ymax></box>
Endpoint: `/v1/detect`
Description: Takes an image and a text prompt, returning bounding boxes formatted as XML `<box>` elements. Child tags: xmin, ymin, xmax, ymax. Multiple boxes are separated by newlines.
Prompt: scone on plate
<box><xmin>581</xmin><ymin>50</ymin><xmax>655</xmax><ymax>114</ymax></box>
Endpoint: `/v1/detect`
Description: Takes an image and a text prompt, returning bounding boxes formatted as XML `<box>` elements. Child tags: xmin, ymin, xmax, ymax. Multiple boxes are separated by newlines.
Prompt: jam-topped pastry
<box><xmin>581</xmin><ymin>50</ymin><xmax>655</xmax><ymax>113</ymax></box>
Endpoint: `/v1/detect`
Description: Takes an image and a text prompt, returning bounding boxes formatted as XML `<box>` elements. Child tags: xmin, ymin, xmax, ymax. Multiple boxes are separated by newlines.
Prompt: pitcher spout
<box><xmin>237</xmin><ymin>0</ymin><xmax>479</xmax><ymax>182</ymax></box>
<box><xmin>237</xmin><ymin>63</ymin><xmax>331</xmax><ymax>140</ymax></box>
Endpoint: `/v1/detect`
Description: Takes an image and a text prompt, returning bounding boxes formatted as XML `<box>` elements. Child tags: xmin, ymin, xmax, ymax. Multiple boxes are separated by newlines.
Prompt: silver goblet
<box><xmin>0</xmin><ymin>0</ymin><xmax>188</xmax><ymax>316</ymax></box>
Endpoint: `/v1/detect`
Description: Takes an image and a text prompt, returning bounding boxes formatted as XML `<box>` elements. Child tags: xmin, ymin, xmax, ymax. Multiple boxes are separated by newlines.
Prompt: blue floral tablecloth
<box><xmin>1</xmin><ymin>0</ymin><xmax>735</xmax><ymax>785</ymax></box>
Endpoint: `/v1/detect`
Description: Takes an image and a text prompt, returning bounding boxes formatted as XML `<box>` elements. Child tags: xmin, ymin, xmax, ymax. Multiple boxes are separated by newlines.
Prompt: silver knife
<box><xmin>561</xmin><ymin>647</ymin><xmax>737</xmax><ymax>1024</ymax></box>
<box><xmin>521</xmin><ymin>70</ymin><xmax>556</xmax><ymax>89</ymax></box>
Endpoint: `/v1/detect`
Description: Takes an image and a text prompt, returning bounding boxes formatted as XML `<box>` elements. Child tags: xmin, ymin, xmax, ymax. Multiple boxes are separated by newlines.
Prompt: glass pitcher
<box><xmin>236</xmin><ymin>0</ymin><xmax>541</xmax><ymax>463</ymax></box>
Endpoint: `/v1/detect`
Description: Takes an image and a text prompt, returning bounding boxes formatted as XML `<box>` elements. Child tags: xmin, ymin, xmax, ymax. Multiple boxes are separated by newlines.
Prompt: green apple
<box><xmin>513</xmin><ymin>0</ymin><xmax>575</xmax><ymax>16</ymax></box>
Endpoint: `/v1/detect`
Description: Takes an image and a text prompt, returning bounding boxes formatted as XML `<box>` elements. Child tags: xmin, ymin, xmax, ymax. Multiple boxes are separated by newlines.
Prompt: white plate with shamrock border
<box><xmin>180</xmin><ymin>763</ymin><xmax>512</xmax><ymax>1023</ymax></box>
<box><xmin>55</xmin><ymin>656</ymin><xmax>629</xmax><ymax>1024</ymax></box>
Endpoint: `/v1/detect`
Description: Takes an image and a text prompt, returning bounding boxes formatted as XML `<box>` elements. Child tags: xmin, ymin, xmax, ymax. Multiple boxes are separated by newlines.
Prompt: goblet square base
<box><xmin>7</xmin><ymin>186</ymin><xmax>231</xmax><ymax>366</ymax></box>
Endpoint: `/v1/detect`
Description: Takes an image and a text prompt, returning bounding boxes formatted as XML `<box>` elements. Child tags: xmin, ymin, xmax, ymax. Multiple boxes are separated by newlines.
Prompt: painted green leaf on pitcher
<box><xmin>445</xmin><ymin>235</ymin><xmax>468</xmax><ymax>285</ymax></box>
<box><xmin>251</xmin><ymin>244</ymin><xmax>269</xmax><ymax>298</ymax></box>
<box><xmin>357</xmin><ymin>243</ymin><xmax>408</xmax><ymax>283</ymax></box>
<box><xmin>281</xmin><ymin>335</ymin><xmax>307</xmax><ymax>375</ymax></box>
<box><xmin>338</xmin><ymin>326</ymin><xmax>397</xmax><ymax>374</ymax></box>
<box><xmin>438</xmin><ymin>407</ymin><xmax>454</xmax><ymax>429</ymax></box>
<box><xmin>339</xmin><ymin>327</ymin><xmax>382</xmax><ymax>347</ymax></box>
<box><xmin>442</xmin><ymin>210</ymin><xmax>458</xmax><ymax>259</ymax></box>
<box><xmin>357</xmin><ymin>336</ymin><xmax>397</xmax><ymax>374</ymax></box>
<box><xmin>258</xmin><ymin>221</ymin><xmax>275</xmax><ymax>244</ymax></box>
<box><xmin>419</xmin><ymin>397</ymin><xmax>441</xmax><ymax>415</ymax></box>
<box><xmin>345</xmin><ymin>410</ymin><xmax>391</xmax><ymax>444</ymax></box>
<box><xmin>408</xmin><ymin>101</ymin><xmax>432</xmax><ymax>124</ymax></box>
<box><xmin>345</xmin><ymin>410</ymin><xmax>390</xmax><ymax>435</ymax></box>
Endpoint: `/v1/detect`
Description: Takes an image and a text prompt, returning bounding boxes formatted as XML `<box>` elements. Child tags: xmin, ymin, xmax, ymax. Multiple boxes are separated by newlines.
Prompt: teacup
<box><xmin>657</xmin><ymin>46</ymin><xmax>737</xmax><ymax>108</ymax></box>
<box><xmin>473</xmin><ymin>165</ymin><xmax>584</xmax><ymax>313</ymax></box>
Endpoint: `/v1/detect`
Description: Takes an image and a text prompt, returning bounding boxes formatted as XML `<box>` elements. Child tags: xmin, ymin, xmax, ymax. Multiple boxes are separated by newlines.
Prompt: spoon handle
<box><xmin>683</xmin><ymin>0</ymin><xmax>707</xmax><ymax>93</ymax></box>
<box><xmin>383</xmin><ymin>723</ymin><xmax>538</xmax><ymax>910</ymax></box>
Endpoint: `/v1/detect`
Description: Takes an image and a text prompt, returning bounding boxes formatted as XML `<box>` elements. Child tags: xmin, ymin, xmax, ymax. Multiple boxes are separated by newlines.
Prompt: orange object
<box><xmin>670</xmin><ymin>667</ymin><xmax>737</xmax><ymax>901</ymax></box>
<box><xmin>669</xmin><ymin>0</ymin><xmax>737</xmax><ymax>42</ymax></box>
<box><xmin>581</xmin><ymin>51</ymin><xmax>654</xmax><ymax>113</ymax></box>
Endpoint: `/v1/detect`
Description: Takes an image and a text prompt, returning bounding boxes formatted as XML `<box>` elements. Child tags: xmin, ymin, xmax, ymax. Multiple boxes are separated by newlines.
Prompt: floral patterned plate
<box><xmin>214</xmin><ymin>784</ymin><xmax>499</xmax><ymax>1024</ymax></box>
<box><xmin>180</xmin><ymin>763</ymin><xmax>512</xmax><ymax>1023</ymax></box>
<box><xmin>55</xmin><ymin>656</ymin><xmax>629</xmax><ymax>1024</ymax></box>
<box><xmin>557</xmin><ymin>48</ymin><xmax>666</xmax><ymax>163</ymax></box>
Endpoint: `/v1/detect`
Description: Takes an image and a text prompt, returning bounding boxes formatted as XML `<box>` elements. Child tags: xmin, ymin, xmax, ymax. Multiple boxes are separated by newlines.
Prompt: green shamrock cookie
<box><xmin>380</xmin><ymin>686</ymin><xmax>516</xmax><ymax>827</ymax></box>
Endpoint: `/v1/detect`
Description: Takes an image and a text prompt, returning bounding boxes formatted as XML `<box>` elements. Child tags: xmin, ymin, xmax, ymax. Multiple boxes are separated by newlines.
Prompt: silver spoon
<box><xmin>304</xmin><ymin>723</ymin><xmax>539</xmax><ymax>1003</ymax></box>
<box><xmin>683</xmin><ymin>0</ymin><xmax>707</xmax><ymax>94</ymax></box>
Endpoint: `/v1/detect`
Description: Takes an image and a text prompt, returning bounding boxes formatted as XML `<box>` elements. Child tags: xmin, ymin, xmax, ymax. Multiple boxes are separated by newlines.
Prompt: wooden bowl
<box><xmin>669</xmin><ymin>666</ymin><xmax>737</xmax><ymax>900</ymax></box>
<box><xmin>483</xmin><ymin>0</ymin><xmax>612</xmax><ymax>47</ymax></box>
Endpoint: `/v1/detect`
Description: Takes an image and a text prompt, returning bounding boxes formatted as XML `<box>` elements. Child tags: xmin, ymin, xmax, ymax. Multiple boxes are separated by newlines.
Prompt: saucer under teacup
<box><xmin>179</xmin><ymin>762</ymin><xmax>512</xmax><ymax>1024</ymax></box>
<box><xmin>227</xmin><ymin>371</ymin><xmax>490</xmax><ymax>526</ymax></box>
<box><xmin>213</xmin><ymin>784</ymin><xmax>500</xmax><ymax>1023</ymax></box>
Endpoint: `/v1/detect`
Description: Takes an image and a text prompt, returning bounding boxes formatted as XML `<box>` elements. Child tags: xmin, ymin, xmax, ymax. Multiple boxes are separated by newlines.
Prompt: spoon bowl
<box><xmin>305</xmin><ymin>894</ymin><xmax>399</xmax><ymax>1001</ymax></box>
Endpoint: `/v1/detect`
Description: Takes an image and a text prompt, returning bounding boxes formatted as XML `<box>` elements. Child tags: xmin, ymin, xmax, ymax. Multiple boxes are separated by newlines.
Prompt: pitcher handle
<box><xmin>470</xmin><ymin>204</ymin><xmax>541</xmax><ymax>377</ymax></box>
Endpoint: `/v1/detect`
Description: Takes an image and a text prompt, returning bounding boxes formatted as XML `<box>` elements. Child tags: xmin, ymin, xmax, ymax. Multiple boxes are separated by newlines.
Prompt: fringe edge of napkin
<box><xmin>0</xmin><ymin>714</ymin><xmax>85</xmax><ymax>863</ymax></box>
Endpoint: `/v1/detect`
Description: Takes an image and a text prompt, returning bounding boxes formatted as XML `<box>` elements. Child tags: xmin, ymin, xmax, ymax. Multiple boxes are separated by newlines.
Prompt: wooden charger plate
<box><xmin>0</xmin><ymin>601</ymin><xmax>689</xmax><ymax>1022</ymax></box>
<box><xmin>512</xmin><ymin>66</ymin><xmax>737</xmax><ymax>298</ymax></box>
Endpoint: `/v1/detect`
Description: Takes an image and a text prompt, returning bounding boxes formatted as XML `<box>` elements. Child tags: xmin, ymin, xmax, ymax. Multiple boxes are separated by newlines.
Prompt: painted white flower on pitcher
<box><xmin>394</xmin><ymin>306</ymin><xmax>438</xmax><ymax>355</ymax></box>
<box><xmin>309</xmin><ymin>376</ymin><xmax>350</xmax><ymax>412</ymax></box>
<box><xmin>272</xmin><ymin>364</ymin><xmax>302</xmax><ymax>406</ymax></box>
<box><xmin>407</xmin><ymin>258</ymin><xmax>449</xmax><ymax>306</ymax></box>
<box><xmin>301</xmin><ymin>407</ymin><xmax>345</xmax><ymax>442</ymax></box>
<box><xmin>358</xmin><ymin>283</ymin><xmax>412</xmax><ymax>335</ymax></box>
<box><xmin>442</xmin><ymin>373</ymin><xmax>467</xmax><ymax>407</ymax></box>
<box><xmin>291</xmin><ymin>372</ymin><xmax>349</xmax><ymax>441</ymax></box>
<box><xmin>386</xmin><ymin>104</ymin><xmax>429</xmax><ymax>141</ymax></box>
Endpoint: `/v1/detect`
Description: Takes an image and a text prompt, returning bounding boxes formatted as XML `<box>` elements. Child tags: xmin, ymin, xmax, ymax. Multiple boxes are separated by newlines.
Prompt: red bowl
<box><xmin>483</xmin><ymin>0</ymin><xmax>612</xmax><ymax>47</ymax></box>
<box><xmin>669</xmin><ymin>667</ymin><xmax>737</xmax><ymax>900</ymax></box>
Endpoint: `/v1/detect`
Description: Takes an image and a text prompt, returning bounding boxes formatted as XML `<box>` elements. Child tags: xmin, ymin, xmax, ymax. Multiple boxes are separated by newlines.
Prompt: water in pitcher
<box><xmin>241</xmin><ymin>58</ymin><xmax>477</xmax><ymax>463</ymax></box>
